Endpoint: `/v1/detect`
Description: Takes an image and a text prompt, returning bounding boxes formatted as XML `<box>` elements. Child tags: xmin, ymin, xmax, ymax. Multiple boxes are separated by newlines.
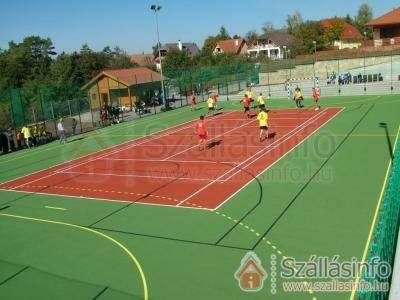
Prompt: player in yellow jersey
<box><xmin>257</xmin><ymin>93</ymin><xmax>266</xmax><ymax>109</ymax></box>
<box><xmin>207</xmin><ymin>96</ymin><xmax>215</xmax><ymax>115</ymax></box>
<box><xmin>257</xmin><ymin>108</ymin><xmax>269</xmax><ymax>142</ymax></box>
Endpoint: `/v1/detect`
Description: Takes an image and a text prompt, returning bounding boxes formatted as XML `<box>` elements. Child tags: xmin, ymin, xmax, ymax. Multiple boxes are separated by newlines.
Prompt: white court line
<box><xmin>141</xmin><ymin>144</ymin><xmax>265</xmax><ymax>148</ymax></box>
<box><xmin>9</xmin><ymin>111</ymin><xmax>235</xmax><ymax>190</ymax></box>
<box><xmin>212</xmin><ymin>108</ymin><xmax>344</xmax><ymax>211</ymax></box>
<box><xmin>204</xmin><ymin>125</ymin><xmax>298</xmax><ymax>129</ymax></box>
<box><xmin>177</xmin><ymin>109</ymin><xmax>329</xmax><ymax>207</ymax></box>
<box><xmin>100</xmin><ymin>158</ymin><xmax>240</xmax><ymax>164</ymax></box>
<box><xmin>57</xmin><ymin>171</ymin><xmax>225</xmax><ymax>182</ymax></box>
<box><xmin>162</xmin><ymin>118</ymin><xmax>257</xmax><ymax>161</ymax></box>
<box><xmin>0</xmin><ymin>187</ymin><xmax>211</xmax><ymax>211</ymax></box>
<box><xmin>218</xmin><ymin>117</ymin><xmax>312</xmax><ymax>121</ymax></box>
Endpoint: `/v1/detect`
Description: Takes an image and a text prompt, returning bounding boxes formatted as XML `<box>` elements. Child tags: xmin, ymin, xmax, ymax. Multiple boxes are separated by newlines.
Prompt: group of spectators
<box><xmin>0</xmin><ymin>117</ymin><xmax>81</xmax><ymax>154</ymax></box>
<box><xmin>327</xmin><ymin>72</ymin><xmax>352</xmax><ymax>85</ymax></box>
<box><xmin>0</xmin><ymin>124</ymin><xmax>53</xmax><ymax>154</ymax></box>
<box><xmin>100</xmin><ymin>105</ymin><xmax>121</xmax><ymax>127</ymax></box>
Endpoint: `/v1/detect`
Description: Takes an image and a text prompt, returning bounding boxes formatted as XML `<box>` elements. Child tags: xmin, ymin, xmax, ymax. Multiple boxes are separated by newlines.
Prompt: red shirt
<box><xmin>242</xmin><ymin>97</ymin><xmax>250</xmax><ymax>108</ymax></box>
<box><xmin>191</xmin><ymin>95</ymin><xmax>196</xmax><ymax>104</ymax></box>
<box><xmin>196</xmin><ymin>120</ymin><xmax>206</xmax><ymax>135</ymax></box>
<box><xmin>313</xmin><ymin>89</ymin><xmax>319</xmax><ymax>100</ymax></box>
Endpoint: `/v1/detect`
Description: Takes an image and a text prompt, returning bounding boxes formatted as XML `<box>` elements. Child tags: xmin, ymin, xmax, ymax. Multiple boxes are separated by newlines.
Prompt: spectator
<box><xmin>107</xmin><ymin>105</ymin><xmax>113</xmax><ymax>124</ymax></box>
<box><xmin>101</xmin><ymin>106</ymin><xmax>107</xmax><ymax>126</ymax></box>
<box><xmin>71</xmin><ymin>118</ymin><xmax>77</xmax><ymax>135</ymax></box>
<box><xmin>16</xmin><ymin>130</ymin><xmax>23</xmax><ymax>149</ymax></box>
<box><xmin>113</xmin><ymin>106</ymin><xmax>120</xmax><ymax>124</ymax></box>
<box><xmin>7</xmin><ymin>128</ymin><xmax>15</xmax><ymax>152</ymax></box>
<box><xmin>0</xmin><ymin>132</ymin><xmax>8</xmax><ymax>154</ymax></box>
<box><xmin>57</xmin><ymin>118</ymin><xmax>67</xmax><ymax>144</ymax></box>
<box><xmin>21</xmin><ymin>125</ymin><xmax>32</xmax><ymax>149</ymax></box>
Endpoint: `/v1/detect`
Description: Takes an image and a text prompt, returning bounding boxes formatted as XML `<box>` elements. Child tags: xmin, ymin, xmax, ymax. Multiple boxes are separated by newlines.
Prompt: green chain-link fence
<box><xmin>357</xmin><ymin>132</ymin><xmax>400</xmax><ymax>299</ymax></box>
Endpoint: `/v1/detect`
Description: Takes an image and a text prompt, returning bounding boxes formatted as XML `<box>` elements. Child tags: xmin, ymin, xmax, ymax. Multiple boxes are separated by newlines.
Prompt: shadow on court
<box><xmin>207</xmin><ymin>140</ymin><xmax>222</xmax><ymax>149</ymax></box>
<box><xmin>379</xmin><ymin>122</ymin><xmax>394</xmax><ymax>161</ymax></box>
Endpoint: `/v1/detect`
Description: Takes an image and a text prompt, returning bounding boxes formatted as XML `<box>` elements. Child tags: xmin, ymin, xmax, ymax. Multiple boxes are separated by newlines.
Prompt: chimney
<box><xmin>235</xmin><ymin>39</ymin><xmax>239</xmax><ymax>46</ymax></box>
<box><xmin>178</xmin><ymin>40</ymin><xmax>183</xmax><ymax>51</ymax></box>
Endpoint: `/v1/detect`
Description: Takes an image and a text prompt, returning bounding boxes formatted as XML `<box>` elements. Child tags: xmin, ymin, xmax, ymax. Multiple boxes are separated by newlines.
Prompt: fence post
<box><xmin>391</xmin><ymin>50</ymin><xmax>393</xmax><ymax>93</ymax></box>
<box><xmin>364</xmin><ymin>53</ymin><xmax>367</xmax><ymax>95</ymax></box>
<box><xmin>226</xmin><ymin>80</ymin><xmax>229</xmax><ymax>101</ymax></box>
<box><xmin>78</xmin><ymin>99</ymin><xmax>83</xmax><ymax>133</ymax></box>
<box><xmin>267</xmin><ymin>62</ymin><xmax>271</xmax><ymax>98</ymax></box>
<box><xmin>338</xmin><ymin>54</ymin><xmax>341</xmax><ymax>96</ymax></box>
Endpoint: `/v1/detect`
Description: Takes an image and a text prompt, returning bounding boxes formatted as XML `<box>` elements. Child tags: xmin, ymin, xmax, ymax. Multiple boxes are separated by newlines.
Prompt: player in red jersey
<box><xmin>195</xmin><ymin>115</ymin><xmax>208</xmax><ymax>150</ymax></box>
<box><xmin>312</xmin><ymin>87</ymin><xmax>320</xmax><ymax>110</ymax></box>
<box><xmin>241</xmin><ymin>94</ymin><xmax>251</xmax><ymax>118</ymax></box>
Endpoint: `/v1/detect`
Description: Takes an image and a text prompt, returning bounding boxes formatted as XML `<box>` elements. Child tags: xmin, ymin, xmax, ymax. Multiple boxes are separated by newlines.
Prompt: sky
<box><xmin>0</xmin><ymin>0</ymin><xmax>398</xmax><ymax>55</ymax></box>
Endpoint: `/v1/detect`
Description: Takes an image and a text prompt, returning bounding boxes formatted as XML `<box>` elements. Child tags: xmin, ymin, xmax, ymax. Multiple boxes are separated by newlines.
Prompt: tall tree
<box><xmin>0</xmin><ymin>36</ymin><xmax>56</xmax><ymax>88</ymax></box>
<box><xmin>202</xmin><ymin>36</ymin><xmax>219</xmax><ymax>55</ymax></box>
<box><xmin>356</xmin><ymin>3</ymin><xmax>373</xmax><ymax>28</ymax></box>
<box><xmin>216</xmin><ymin>26</ymin><xmax>231</xmax><ymax>40</ymax></box>
<box><xmin>162</xmin><ymin>49</ymin><xmax>190</xmax><ymax>77</ymax></box>
<box><xmin>292</xmin><ymin>21</ymin><xmax>327</xmax><ymax>55</ymax></box>
<box><xmin>261</xmin><ymin>22</ymin><xmax>274</xmax><ymax>35</ymax></box>
<box><xmin>355</xmin><ymin>3</ymin><xmax>373</xmax><ymax>39</ymax></box>
<box><xmin>325</xmin><ymin>18</ymin><xmax>345</xmax><ymax>44</ymax></box>
<box><xmin>286</xmin><ymin>11</ymin><xmax>303</xmax><ymax>34</ymax></box>
<box><xmin>109</xmin><ymin>46</ymin><xmax>137</xmax><ymax>69</ymax></box>
<box><xmin>245</xmin><ymin>30</ymin><xmax>258</xmax><ymax>46</ymax></box>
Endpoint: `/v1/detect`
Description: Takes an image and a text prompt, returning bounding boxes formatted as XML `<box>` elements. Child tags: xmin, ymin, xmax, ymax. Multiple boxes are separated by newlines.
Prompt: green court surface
<box><xmin>0</xmin><ymin>94</ymin><xmax>399</xmax><ymax>300</ymax></box>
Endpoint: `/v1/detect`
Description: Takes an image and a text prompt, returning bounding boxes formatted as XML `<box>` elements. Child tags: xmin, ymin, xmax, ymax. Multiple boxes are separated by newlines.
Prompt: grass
<box><xmin>0</xmin><ymin>94</ymin><xmax>399</xmax><ymax>300</ymax></box>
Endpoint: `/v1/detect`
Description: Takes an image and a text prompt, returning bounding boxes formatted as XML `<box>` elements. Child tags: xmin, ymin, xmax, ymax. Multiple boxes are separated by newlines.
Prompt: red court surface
<box><xmin>0</xmin><ymin>108</ymin><xmax>342</xmax><ymax>210</ymax></box>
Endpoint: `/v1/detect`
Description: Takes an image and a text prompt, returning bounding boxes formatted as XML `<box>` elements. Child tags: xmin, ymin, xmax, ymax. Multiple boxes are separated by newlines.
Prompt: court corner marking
<box><xmin>0</xmin><ymin>212</ymin><xmax>149</xmax><ymax>300</ymax></box>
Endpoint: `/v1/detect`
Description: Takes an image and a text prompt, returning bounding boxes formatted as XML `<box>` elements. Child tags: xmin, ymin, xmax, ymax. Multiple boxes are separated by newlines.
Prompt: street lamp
<box><xmin>151</xmin><ymin>5</ymin><xmax>167</xmax><ymax>109</ymax></box>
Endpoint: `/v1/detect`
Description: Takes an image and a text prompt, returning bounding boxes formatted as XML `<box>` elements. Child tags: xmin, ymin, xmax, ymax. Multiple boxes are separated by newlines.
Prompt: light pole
<box><xmin>151</xmin><ymin>5</ymin><xmax>167</xmax><ymax>109</ymax></box>
<box><xmin>312</xmin><ymin>40</ymin><xmax>317</xmax><ymax>87</ymax></box>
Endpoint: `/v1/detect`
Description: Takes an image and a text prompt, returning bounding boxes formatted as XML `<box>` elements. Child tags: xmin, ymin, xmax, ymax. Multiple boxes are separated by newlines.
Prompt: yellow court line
<box><xmin>0</xmin><ymin>213</ymin><xmax>148</xmax><ymax>300</ymax></box>
<box><xmin>44</xmin><ymin>206</ymin><xmax>67</xmax><ymax>211</ymax></box>
<box><xmin>349</xmin><ymin>124</ymin><xmax>400</xmax><ymax>300</ymax></box>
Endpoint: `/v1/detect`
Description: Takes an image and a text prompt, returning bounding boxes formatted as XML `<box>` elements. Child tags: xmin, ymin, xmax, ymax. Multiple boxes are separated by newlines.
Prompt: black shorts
<box><xmin>208</xmin><ymin>106</ymin><xmax>214</xmax><ymax>111</ymax></box>
<box><xmin>244</xmin><ymin>107</ymin><xmax>250</xmax><ymax>112</ymax></box>
<box><xmin>260</xmin><ymin>126</ymin><xmax>268</xmax><ymax>130</ymax></box>
<box><xmin>259</xmin><ymin>104</ymin><xmax>265</xmax><ymax>109</ymax></box>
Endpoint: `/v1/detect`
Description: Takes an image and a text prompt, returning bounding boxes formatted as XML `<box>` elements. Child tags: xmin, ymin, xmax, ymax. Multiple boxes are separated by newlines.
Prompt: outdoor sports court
<box><xmin>0</xmin><ymin>108</ymin><xmax>341</xmax><ymax>210</ymax></box>
<box><xmin>0</xmin><ymin>95</ymin><xmax>399</xmax><ymax>300</ymax></box>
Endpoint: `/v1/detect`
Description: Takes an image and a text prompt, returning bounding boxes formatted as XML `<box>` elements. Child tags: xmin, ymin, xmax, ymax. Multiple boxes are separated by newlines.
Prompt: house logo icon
<box><xmin>234</xmin><ymin>251</ymin><xmax>267</xmax><ymax>292</ymax></box>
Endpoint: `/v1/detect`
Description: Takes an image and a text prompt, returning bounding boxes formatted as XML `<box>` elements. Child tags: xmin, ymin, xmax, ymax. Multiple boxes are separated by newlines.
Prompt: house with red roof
<box><xmin>129</xmin><ymin>53</ymin><xmax>154</xmax><ymax>67</ymax></box>
<box><xmin>82</xmin><ymin>67</ymin><xmax>167</xmax><ymax>109</ymax></box>
<box><xmin>247</xmin><ymin>31</ymin><xmax>294</xmax><ymax>59</ymax></box>
<box><xmin>321</xmin><ymin>18</ymin><xmax>363</xmax><ymax>50</ymax></box>
<box><xmin>365</xmin><ymin>7</ymin><xmax>400</xmax><ymax>47</ymax></box>
<box><xmin>212</xmin><ymin>38</ymin><xmax>248</xmax><ymax>55</ymax></box>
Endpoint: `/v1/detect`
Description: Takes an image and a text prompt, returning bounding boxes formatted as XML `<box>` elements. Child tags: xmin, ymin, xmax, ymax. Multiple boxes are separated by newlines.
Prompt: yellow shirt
<box><xmin>21</xmin><ymin>126</ymin><xmax>32</xmax><ymax>138</ymax></box>
<box><xmin>257</xmin><ymin>111</ymin><xmax>268</xmax><ymax>127</ymax></box>
<box><xmin>257</xmin><ymin>95</ymin><xmax>266</xmax><ymax>105</ymax></box>
<box><xmin>246</xmin><ymin>90</ymin><xmax>253</xmax><ymax>99</ymax></box>
<box><xmin>295</xmin><ymin>90</ymin><xmax>302</xmax><ymax>100</ymax></box>
<box><xmin>207</xmin><ymin>97</ymin><xmax>214</xmax><ymax>108</ymax></box>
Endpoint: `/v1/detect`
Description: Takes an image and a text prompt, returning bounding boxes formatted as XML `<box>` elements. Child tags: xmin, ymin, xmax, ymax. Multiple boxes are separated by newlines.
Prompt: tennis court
<box><xmin>0</xmin><ymin>95</ymin><xmax>399</xmax><ymax>300</ymax></box>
